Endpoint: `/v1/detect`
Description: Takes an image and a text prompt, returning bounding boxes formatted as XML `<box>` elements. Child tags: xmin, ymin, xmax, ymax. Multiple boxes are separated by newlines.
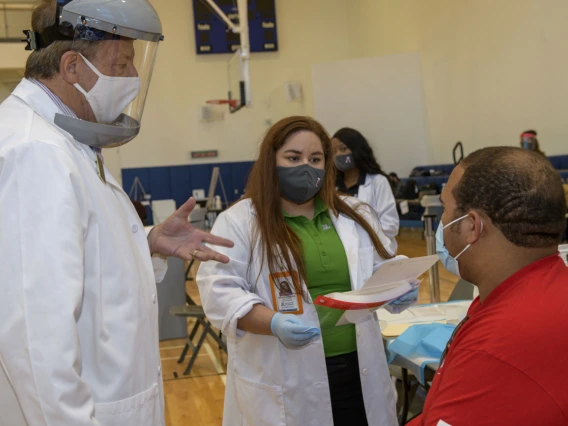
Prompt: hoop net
<box><xmin>206</xmin><ymin>99</ymin><xmax>238</xmax><ymax>109</ymax></box>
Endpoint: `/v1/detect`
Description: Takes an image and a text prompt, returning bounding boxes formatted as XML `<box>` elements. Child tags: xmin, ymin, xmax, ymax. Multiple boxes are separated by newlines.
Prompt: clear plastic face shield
<box><xmin>24</xmin><ymin>0</ymin><xmax>163</xmax><ymax>148</ymax></box>
<box><xmin>521</xmin><ymin>133</ymin><xmax>537</xmax><ymax>151</ymax></box>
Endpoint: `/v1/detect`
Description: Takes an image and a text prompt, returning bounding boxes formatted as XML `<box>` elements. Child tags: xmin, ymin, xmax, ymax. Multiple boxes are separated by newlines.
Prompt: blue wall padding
<box><xmin>121</xmin><ymin>161</ymin><xmax>256</xmax><ymax>209</ymax></box>
<box><xmin>148</xmin><ymin>167</ymin><xmax>172</xmax><ymax>200</ymax></box>
<box><xmin>169</xmin><ymin>166</ymin><xmax>192</xmax><ymax>208</ymax></box>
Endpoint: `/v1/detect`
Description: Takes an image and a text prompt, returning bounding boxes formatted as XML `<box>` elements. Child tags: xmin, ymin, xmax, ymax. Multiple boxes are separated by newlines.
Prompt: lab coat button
<box><xmin>356</xmin><ymin>327</ymin><xmax>361</xmax><ymax>336</ymax></box>
<box><xmin>362</xmin><ymin>368</ymin><xmax>368</xmax><ymax>376</ymax></box>
<box><xmin>152</xmin><ymin>294</ymin><xmax>157</xmax><ymax>304</ymax></box>
<box><xmin>158</xmin><ymin>365</ymin><xmax>162</xmax><ymax>375</ymax></box>
<box><xmin>131</xmin><ymin>224</ymin><xmax>138</xmax><ymax>233</ymax></box>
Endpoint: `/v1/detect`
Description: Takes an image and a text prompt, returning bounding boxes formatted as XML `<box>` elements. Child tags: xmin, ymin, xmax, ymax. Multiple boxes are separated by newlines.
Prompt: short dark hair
<box><xmin>453</xmin><ymin>147</ymin><xmax>566</xmax><ymax>248</ymax></box>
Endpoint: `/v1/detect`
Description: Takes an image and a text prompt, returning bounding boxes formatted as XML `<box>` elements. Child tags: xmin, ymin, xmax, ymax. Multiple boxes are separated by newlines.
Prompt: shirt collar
<box><xmin>29</xmin><ymin>78</ymin><xmax>102</xmax><ymax>156</ymax></box>
<box><xmin>468</xmin><ymin>253</ymin><xmax>563</xmax><ymax>315</ymax></box>
<box><xmin>337</xmin><ymin>172</ymin><xmax>367</xmax><ymax>191</ymax></box>
<box><xmin>282</xmin><ymin>196</ymin><xmax>328</xmax><ymax>219</ymax></box>
<box><xmin>28</xmin><ymin>78</ymin><xmax>78</xmax><ymax>119</ymax></box>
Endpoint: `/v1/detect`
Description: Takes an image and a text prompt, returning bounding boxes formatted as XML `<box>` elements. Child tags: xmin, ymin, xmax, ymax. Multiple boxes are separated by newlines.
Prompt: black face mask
<box><xmin>334</xmin><ymin>154</ymin><xmax>356</xmax><ymax>172</ymax></box>
<box><xmin>277</xmin><ymin>164</ymin><xmax>326</xmax><ymax>204</ymax></box>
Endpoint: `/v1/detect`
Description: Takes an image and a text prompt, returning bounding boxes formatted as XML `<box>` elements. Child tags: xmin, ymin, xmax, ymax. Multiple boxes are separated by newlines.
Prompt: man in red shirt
<box><xmin>410</xmin><ymin>147</ymin><xmax>568</xmax><ymax>426</ymax></box>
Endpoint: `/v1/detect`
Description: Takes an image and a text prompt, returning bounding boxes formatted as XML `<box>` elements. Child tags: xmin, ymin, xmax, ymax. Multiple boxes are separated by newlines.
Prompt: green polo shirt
<box><xmin>283</xmin><ymin>198</ymin><xmax>357</xmax><ymax>357</ymax></box>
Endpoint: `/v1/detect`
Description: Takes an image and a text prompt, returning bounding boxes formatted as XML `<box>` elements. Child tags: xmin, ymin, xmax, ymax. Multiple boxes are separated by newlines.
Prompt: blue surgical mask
<box><xmin>435</xmin><ymin>215</ymin><xmax>483</xmax><ymax>278</ymax></box>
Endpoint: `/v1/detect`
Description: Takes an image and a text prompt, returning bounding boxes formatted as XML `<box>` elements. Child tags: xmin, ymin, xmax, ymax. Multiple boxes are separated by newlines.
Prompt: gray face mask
<box><xmin>334</xmin><ymin>154</ymin><xmax>356</xmax><ymax>172</ymax></box>
<box><xmin>277</xmin><ymin>164</ymin><xmax>326</xmax><ymax>204</ymax></box>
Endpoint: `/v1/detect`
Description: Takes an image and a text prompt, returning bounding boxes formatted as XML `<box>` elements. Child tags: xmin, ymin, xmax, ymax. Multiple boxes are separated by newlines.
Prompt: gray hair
<box><xmin>24</xmin><ymin>0</ymin><xmax>99</xmax><ymax>80</ymax></box>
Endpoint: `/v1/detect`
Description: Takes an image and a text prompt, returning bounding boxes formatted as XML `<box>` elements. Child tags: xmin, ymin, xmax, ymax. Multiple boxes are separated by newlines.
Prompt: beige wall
<box><xmin>0</xmin><ymin>1</ymin><xmax>352</xmax><ymax>180</ymax></box>
<box><xmin>115</xmin><ymin>0</ymin><xmax>352</xmax><ymax>175</ymax></box>
<box><xmin>0</xmin><ymin>43</ymin><xmax>30</xmax><ymax>68</ymax></box>
<box><xmin>347</xmin><ymin>0</ymin><xmax>568</xmax><ymax>164</ymax></box>
<box><xmin>2</xmin><ymin>0</ymin><xmax>568</xmax><ymax>177</ymax></box>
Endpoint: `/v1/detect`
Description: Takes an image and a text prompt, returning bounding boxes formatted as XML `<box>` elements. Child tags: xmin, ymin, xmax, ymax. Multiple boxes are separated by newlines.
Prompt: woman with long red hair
<box><xmin>197</xmin><ymin>116</ymin><xmax>400</xmax><ymax>426</ymax></box>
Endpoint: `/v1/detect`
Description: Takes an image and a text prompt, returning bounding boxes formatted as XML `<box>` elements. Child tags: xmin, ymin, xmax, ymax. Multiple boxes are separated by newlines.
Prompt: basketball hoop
<box><xmin>206</xmin><ymin>99</ymin><xmax>238</xmax><ymax>109</ymax></box>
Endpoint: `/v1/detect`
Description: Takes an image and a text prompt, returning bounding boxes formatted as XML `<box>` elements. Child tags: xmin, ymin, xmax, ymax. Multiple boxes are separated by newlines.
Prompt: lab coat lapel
<box><xmin>357</xmin><ymin>174</ymin><xmax>372</xmax><ymax>203</ymax></box>
<box><xmin>105</xmin><ymin>168</ymin><xmax>127</xmax><ymax>193</ymax></box>
<box><xmin>12</xmin><ymin>79</ymin><xmax>60</xmax><ymax>124</ymax></box>
<box><xmin>12</xmin><ymin>79</ymin><xmax>82</xmax><ymax>150</ymax></box>
<box><xmin>331</xmin><ymin>212</ymin><xmax>359</xmax><ymax>290</ymax></box>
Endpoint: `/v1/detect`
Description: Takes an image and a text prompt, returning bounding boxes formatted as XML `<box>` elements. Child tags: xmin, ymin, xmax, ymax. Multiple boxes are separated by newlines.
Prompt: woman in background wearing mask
<box><xmin>332</xmin><ymin>128</ymin><xmax>399</xmax><ymax>250</ymax></box>
<box><xmin>519</xmin><ymin>129</ymin><xmax>545</xmax><ymax>155</ymax></box>
<box><xmin>196</xmin><ymin>116</ymin><xmax>401</xmax><ymax>426</ymax></box>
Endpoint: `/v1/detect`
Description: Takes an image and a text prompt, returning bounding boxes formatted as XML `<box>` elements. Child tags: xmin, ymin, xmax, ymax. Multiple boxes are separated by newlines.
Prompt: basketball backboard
<box><xmin>201</xmin><ymin>0</ymin><xmax>252</xmax><ymax>113</ymax></box>
<box><xmin>227</xmin><ymin>48</ymin><xmax>250</xmax><ymax>112</ymax></box>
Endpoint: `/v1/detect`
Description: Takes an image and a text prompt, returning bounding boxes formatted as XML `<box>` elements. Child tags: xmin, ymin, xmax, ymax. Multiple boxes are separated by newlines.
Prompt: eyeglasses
<box><xmin>439</xmin><ymin>315</ymin><xmax>471</xmax><ymax>366</ymax></box>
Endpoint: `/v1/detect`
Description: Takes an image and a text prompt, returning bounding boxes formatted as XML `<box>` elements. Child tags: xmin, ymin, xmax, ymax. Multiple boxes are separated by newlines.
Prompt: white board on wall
<box><xmin>312</xmin><ymin>53</ymin><xmax>429</xmax><ymax>177</ymax></box>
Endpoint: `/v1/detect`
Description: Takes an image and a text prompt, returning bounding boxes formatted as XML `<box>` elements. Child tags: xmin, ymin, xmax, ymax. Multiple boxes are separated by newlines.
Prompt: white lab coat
<box><xmin>357</xmin><ymin>174</ymin><xmax>399</xmax><ymax>251</ymax></box>
<box><xmin>196</xmin><ymin>198</ymin><xmax>398</xmax><ymax>426</ymax></box>
<box><xmin>0</xmin><ymin>79</ymin><xmax>167</xmax><ymax>426</ymax></box>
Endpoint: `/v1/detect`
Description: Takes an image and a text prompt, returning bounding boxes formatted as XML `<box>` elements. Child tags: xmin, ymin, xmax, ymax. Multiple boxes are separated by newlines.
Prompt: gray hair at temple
<box><xmin>24</xmin><ymin>0</ymin><xmax>99</xmax><ymax>80</ymax></box>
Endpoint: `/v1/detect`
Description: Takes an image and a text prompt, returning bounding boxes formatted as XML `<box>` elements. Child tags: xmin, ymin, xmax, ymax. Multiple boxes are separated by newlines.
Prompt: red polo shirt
<box><xmin>410</xmin><ymin>254</ymin><xmax>568</xmax><ymax>426</ymax></box>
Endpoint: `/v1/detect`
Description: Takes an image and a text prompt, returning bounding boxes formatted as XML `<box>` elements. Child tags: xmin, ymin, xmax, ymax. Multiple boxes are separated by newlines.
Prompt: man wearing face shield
<box><xmin>0</xmin><ymin>1</ymin><xmax>233</xmax><ymax>425</ymax></box>
<box><xmin>519</xmin><ymin>129</ymin><xmax>545</xmax><ymax>156</ymax></box>
<box><xmin>409</xmin><ymin>147</ymin><xmax>568</xmax><ymax>426</ymax></box>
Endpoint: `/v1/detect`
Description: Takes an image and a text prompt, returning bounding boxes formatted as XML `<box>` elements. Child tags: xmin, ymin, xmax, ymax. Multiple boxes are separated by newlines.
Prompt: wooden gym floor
<box><xmin>160</xmin><ymin>228</ymin><xmax>459</xmax><ymax>426</ymax></box>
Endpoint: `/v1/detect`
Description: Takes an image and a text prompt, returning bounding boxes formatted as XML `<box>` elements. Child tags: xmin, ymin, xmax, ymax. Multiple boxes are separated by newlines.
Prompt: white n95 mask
<box><xmin>435</xmin><ymin>215</ymin><xmax>483</xmax><ymax>278</ymax></box>
<box><xmin>74</xmin><ymin>53</ymin><xmax>141</xmax><ymax>124</ymax></box>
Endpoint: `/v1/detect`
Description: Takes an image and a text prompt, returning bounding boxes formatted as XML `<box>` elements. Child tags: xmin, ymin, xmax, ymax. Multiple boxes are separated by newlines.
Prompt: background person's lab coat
<box><xmin>357</xmin><ymin>173</ymin><xmax>400</xmax><ymax>251</ymax></box>
<box><xmin>0</xmin><ymin>79</ymin><xmax>167</xmax><ymax>426</ymax></box>
<box><xmin>197</xmin><ymin>198</ymin><xmax>398</xmax><ymax>426</ymax></box>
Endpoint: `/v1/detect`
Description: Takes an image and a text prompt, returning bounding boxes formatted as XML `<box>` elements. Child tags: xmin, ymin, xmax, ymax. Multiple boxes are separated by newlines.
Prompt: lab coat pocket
<box><xmin>359</xmin><ymin>246</ymin><xmax>374</xmax><ymax>282</ymax></box>
<box><xmin>234</xmin><ymin>373</ymin><xmax>286</xmax><ymax>426</ymax></box>
<box><xmin>94</xmin><ymin>383</ymin><xmax>161</xmax><ymax>426</ymax></box>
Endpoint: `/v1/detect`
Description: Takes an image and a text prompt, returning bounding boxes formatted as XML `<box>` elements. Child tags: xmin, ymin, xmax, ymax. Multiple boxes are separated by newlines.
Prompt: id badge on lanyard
<box><xmin>269</xmin><ymin>271</ymin><xmax>304</xmax><ymax>315</ymax></box>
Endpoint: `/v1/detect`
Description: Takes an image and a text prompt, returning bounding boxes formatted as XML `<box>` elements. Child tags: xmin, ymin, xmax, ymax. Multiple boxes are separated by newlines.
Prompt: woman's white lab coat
<box><xmin>357</xmin><ymin>173</ymin><xmax>399</xmax><ymax>251</ymax></box>
<box><xmin>196</xmin><ymin>198</ymin><xmax>398</xmax><ymax>426</ymax></box>
<box><xmin>0</xmin><ymin>79</ymin><xmax>167</xmax><ymax>426</ymax></box>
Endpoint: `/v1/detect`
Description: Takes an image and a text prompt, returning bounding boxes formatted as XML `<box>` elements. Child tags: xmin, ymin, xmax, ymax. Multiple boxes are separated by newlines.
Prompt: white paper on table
<box><xmin>376</xmin><ymin>300</ymin><xmax>473</xmax><ymax>334</ymax></box>
<box><xmin>362</xmin><ymin>255</ymin><xmax>439</xmax><ymax>289</ymax></box>
<box><xmin>325</xmin><ymin>255</ymin><xmax>439</xmax><ymax>325</ymax></box>
<box><xmin>377</xmin><ymin>306</ymin><xmax>446</xmax><ymax>325</ymax></box>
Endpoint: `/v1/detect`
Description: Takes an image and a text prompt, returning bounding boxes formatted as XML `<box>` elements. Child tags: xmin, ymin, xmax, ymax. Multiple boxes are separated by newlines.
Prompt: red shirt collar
<box><xmin>468</xmin><ymin>253</ymin><xmax>562</xmax><ymax>315</ymax></box>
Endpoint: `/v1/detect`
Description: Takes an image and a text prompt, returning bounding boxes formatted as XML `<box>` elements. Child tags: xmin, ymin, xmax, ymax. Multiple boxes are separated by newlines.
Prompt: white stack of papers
<box><xmin>377</xmin><ymin>301</ymin><xmax>473</xmax><ymax>337</ymax></box>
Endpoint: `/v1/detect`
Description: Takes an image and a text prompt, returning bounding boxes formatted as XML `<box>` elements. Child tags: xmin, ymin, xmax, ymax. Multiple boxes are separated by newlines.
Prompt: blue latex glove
<box><xmin>270</xmin><ymin>313</ymin><xmax>320</xmax><ymax>349</ymax></box>
<box><xmin>383</xmin><ymin>287</ymin><xmax>420</xmax><ymax>314</ymax></box>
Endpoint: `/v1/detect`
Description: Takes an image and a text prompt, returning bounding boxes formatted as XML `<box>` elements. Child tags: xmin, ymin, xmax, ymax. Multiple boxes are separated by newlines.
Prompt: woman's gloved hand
<box><xmin>383</xmin><ymin>287</ymin><xmax>420</xmax><ymax>314</ymax></box>
<box><xmin>270</xmin><ymin>313</ymin><xmax>320</xmax><ymax>349</ymax></box>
